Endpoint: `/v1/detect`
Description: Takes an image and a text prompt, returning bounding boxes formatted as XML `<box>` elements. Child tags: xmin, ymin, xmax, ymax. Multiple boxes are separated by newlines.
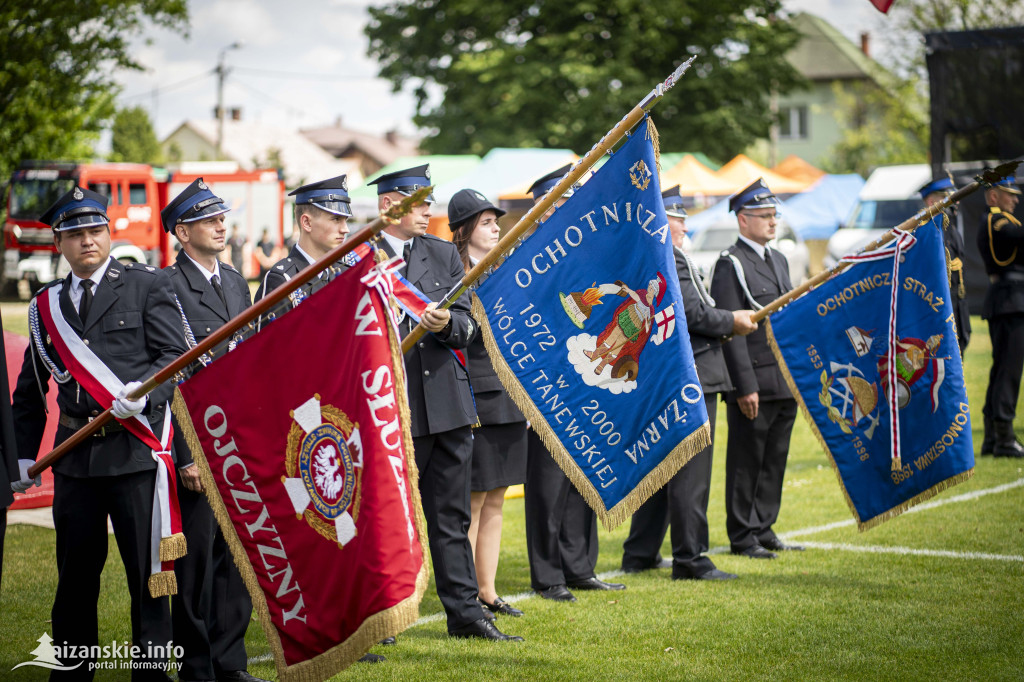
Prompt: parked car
<box><xmin>688</xmin><ymin>219</ymin><xmax>810</xmax><ymax>288</ymax></box>
<box><xmin>823</xmin><ymin>164</ymin><xmax>930</xmax><ymax>268</ymax></box>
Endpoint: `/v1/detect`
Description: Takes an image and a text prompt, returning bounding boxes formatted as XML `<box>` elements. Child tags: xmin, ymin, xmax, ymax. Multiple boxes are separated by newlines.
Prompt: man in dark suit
<box><xmin>369</xmin><ymin>164</ymin><xmax>521</xmax><ymax>641</ymax></box>
<box><xmin>162</xmin><ymin>179</ymin><xmax>267</xmax><ymax>682</ymax></box>
<box><xmin>11</xmin><ymin>187</ymin><xmax>187</xmax><ymax>679</ymax></box>
<box><xmin>254</xmin><ymin>174</ymin><xmax>353</xmax><ymax>309</ymax></box>
<box><xmin>919</xmin><ymin>177</ymin><xmax>970</xmax><ymax>354</ymax></box>
<box><xmin>621</xmin><ymin>186</ymin><xmax>757</xmax><ymax>580</ymax></box>
<box><xmin>709</xmin><ymin>178</ymin><xmax>802</xmax><ymax>560</ymax></box>
<box><xmin>522</xmin><ymin>165</ymin><xmax>626</xmax><ymax>601</ymax></box>
<box><xmin>976</xmin><ymin>174</ymin><xmax>1024</xmax><ymax>458</ymax></box>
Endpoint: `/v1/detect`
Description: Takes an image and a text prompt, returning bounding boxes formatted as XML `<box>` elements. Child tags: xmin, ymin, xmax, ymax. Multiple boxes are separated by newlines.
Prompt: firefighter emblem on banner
<box><xmin>282</xmin><ymin>394</ymin><xmax>364</xmax><ymax>547</ymax></box>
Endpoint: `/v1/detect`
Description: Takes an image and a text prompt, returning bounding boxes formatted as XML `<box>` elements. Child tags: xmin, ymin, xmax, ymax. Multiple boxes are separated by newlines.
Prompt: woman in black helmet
<box><xmin>448</xmin><ymin>188</ymin><xmax>527</xmax><ymax>618</ymax></box>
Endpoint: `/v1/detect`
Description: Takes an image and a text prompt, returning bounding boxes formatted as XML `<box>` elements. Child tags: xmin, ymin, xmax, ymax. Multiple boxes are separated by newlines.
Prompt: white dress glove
<box><xmin>111</xmin><ymin>381</ymin><xmax>148</xmax><ymax>420</ymax></box>
<box><xmin>11</xmin><ymin>459</ymin><xmax>41</xmax><ymax>493</ymax></box>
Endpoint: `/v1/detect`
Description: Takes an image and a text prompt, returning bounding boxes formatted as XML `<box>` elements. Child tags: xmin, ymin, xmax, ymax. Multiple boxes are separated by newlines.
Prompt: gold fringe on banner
<box><xmin>645</xmin><ymin>116</ymin><xmax>661</xmax><ymax>174</ymax></box>
<box><xmin>472</xmin><ymin>296</ymin><xmax>709</xmax><ymax>530</ymax></box>
<box><xmin>171</xmin><ymin>291</ymin><xmax>430</xmax><ymax>680</ymax></box>
<box><xmin>159</xmin><ymin>532</ymin><xmax>187</xmax><ymax>562</ymax></box>
<box><xmin>765</xmin><ymin>318</ymin><xmax>974</xmax><ymax>532</ymax></box>
<box><xmin>147</xmin><ymin>570</ymin><xmax>177</xmax><ymax>597</ymax></box>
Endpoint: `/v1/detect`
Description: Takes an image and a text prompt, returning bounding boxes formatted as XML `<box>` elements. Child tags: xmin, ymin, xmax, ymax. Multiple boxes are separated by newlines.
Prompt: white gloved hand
<box><xmin>11</xmin><ymin>459</ymin><xmax>41</xmax><ymax>493</ymax></box>
<box><xmin>111</xmin><ymin>381</ymin><xmax>147</xmax><ymax>420</ymax></box>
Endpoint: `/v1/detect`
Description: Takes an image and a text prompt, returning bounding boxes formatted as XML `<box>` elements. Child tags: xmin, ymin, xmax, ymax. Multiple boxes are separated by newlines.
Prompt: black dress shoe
<box><xmin>476</xmin><ymin>598</ymin><xmax>497</xmax><ymax>621</ymax></box>
<box><xmin>358</xmin><ymin>653</ymin><xmax>385</xmax><ymax>663</ymax></box>
<box><xmin>481</xmin><ymin>596</ymin><xmax>524</xmax><ymax>617</ymax></box>
<box><xmin>732</xmin><ymin>544</ymin><xmax>777</xmax><ymax>559</ymax></box>
<box><xmin>760</xmin><ymin>536</ymin><xmax>804</xmax><ymax>551</ymax></box>
<box><xmin>449</xmin><ymin>618</ymin><xmax>524</xmax><ymax>641</ymax></box>
<box><xmin>537</xmin><ymin>584</ymin><xmax>577</xmax><ymax>602</ymax></box>
<box><xmin>217</xmin><ymin>672</ymin><xmax>270</xmax><ymax>682</ymax></box>
<box><xmin>695</xmin><ymin>568</ymin><xmax>739</xmax><ymax>580</ymax></box>
<box><xmin>567</xmin><ymin>576</ymin><xmax>626</xmax><ymax>591</ymax></box>
<box><xmin>379</xmin><ymin>636</ymin><xmax>397</xmax><ymax>646</ymax></box>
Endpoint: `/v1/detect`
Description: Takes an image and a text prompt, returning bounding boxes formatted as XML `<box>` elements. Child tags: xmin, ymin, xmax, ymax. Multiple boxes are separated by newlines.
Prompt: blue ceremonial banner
<box><xmin>473</xmin><ymin>119</ymin><xmax>710</xmax><ymax>528</ymax></box>
<box><xmin>767</xmin><ymin>220</ymin><xmax>974</xmax><ymax>530</ymax></box>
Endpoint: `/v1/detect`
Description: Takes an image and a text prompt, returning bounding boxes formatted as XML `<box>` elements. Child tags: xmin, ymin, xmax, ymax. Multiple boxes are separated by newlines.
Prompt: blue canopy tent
<box><xmin>779</xmin><ymin>174</ymin><xmax>865</xmax><ymax>240</ymax></box>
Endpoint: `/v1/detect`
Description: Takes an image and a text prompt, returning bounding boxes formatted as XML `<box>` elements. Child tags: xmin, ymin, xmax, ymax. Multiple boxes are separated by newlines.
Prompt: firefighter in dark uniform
<box><xmin>919</xmin><ymin>176</ymin><xmax>970</xmax><ymax>353</ymax></box>
<box><xmin>522</xmin><ymin>165</ymin><xmax>626</xmax><ymax>601</ymax></box>
<box><xmin>621</xmin><ymin>186</ymin><xmax>757</xmax><ymax>580</ymax></box>
<box><xmin>10</xmin><ymin>187</ymin><xmax>187</xmax><ymax>679</ymax></box>
<box><xmin>976</xmin><ymin>174</ymin><xmax>1024</xmax><ymax>458</ymax></box>
<box><xmin>369</xmin><ymin>164</ymin><xmax>522</xmax><ymax>641</ymax></box>
<box><xmin>709</xmin><ymin>178</ymin><xmax>802</xmax><ymax>559</ymax></box>
<box><xmin>161</xmin><ymin>179</ymin><xmax>268</xmax><ymax>682</ymax></box>
<box><xmin>254</xmin><ymin>174</ymin><xmax>354</xmax><ymax>313</ymax></box>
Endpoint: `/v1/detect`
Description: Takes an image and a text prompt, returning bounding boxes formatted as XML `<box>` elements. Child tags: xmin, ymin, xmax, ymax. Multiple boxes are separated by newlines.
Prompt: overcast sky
<box><xmin>113</xmin><ymin>0</ymin><xmax>892</xmax><ymax>142</ymax></box>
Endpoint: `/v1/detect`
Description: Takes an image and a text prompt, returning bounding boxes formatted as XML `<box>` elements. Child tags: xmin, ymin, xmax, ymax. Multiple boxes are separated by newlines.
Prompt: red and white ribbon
<box><xmin>840</xmin><ymin>229</ymin><xmax>918</xmax><ymax>470</ymax></box>
<box><xmin>37</xmin><ymin>286</ymin><xmax>183</xmax><ymax>587</ymax></box>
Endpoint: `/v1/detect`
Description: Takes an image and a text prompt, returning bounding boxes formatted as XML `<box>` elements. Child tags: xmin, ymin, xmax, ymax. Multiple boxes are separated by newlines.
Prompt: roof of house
<box><xmin>163</xmin><ymin>120</ymin><xmax>360</xmax><ymax>188</ymax></box>
<box><xmin>300</xmin><ymin>123</ymin><xmax>420</xmax><ymax>168</ymax></box>
<box><xmin>787</xmin><ymin>12</ymin><xmax>893</xmax><ymax>87</ymax></box>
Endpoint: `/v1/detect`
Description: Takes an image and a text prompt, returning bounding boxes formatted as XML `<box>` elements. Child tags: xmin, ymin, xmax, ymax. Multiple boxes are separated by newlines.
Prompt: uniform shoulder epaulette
<box><xmin>32</xmin><ymin>279</ymin><xmax>63</xmax><ymax>299</ymax></box>
<box><xmin>220</xmin><ymin>261</ymin><xmax>238</xmax><ymax>273</ymax></box>
<box><xmin>420</xmin><ymin>233</ymin><xmax>447</xmax><ymax>244</ymax></box>
<box><xmin>124</xmin><ymin>262</ymin><xmax>159</xmax><ymax>275</ymax></box>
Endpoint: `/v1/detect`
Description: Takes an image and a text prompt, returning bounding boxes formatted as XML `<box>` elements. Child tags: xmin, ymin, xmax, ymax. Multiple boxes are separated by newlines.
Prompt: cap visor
<box><xmin>312</xmin><ymin>200</ymin><xmax>353</xmax><ymax>217</ymax></box>
<box><xmin>180</xmin><ymin>203</ymin><xmax>230</xmax><ymax>223</ymax></box>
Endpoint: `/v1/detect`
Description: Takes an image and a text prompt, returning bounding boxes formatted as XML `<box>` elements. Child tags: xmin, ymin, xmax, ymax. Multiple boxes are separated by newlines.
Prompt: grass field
<box><xmin>1</xmin><ymin>313</ymin><xmax>1022</xmax><ymax>681</ymax></box>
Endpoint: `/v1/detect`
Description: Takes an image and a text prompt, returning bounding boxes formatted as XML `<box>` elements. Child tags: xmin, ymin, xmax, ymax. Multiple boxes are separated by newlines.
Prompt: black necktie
<box><xmin>402</xmin><ymin>242</ymin><xmax>412</xmax><ymax>274</ymax></box>
<box><xmin>211</xmin><ymin>274</ymin><xmax>228</xmax><ymax>312</ymax></box>
<box><xmin>79</xmin><ymin>280</ymin><xmax>94</xmax><ymax>322</ymax></box>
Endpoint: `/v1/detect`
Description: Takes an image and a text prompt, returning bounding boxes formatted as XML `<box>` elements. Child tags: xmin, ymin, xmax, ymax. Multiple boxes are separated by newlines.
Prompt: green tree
<box><xmin>109</xmin><ymin>106</ymin><xmax>164</xmax><ymax>164</ymax></box>
<box><xmin>0</xmin><ymin>1</ymin><xmax>188</xmax><ymax>185</ymax></box>
<box><xmin>366</xmin><ymin>1</ymin><xmax>801</xmax><ymax>160</ymax></box>
<box><xmin>824</xmin><ymin>80</ymin><xmax>928</xmax><ymax>178</ymax></box>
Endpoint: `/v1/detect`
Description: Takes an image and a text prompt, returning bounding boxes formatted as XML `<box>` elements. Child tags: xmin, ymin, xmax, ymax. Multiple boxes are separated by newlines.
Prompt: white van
<box><xmin>823</xmin><ymin>164</ymin><xmax>930</xmax><ymax>267</ymax></box>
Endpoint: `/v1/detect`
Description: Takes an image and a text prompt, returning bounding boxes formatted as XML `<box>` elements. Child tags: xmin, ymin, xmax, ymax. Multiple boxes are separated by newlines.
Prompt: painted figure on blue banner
<box><xmin>369</xmin><ymin>165</ymin><xmax>524</xmax><ymax>642</ymax></box>
<box><xmin>621</xmin><ymin>186</ymin><xmax>756</xmax><ymax>580</ymax></box>
<box><xmin>710</xmin><ymin>178</ymin><xmax>803</xmax><ymax>559</ymax></box>
<box><xmin>563</xmin><ymin>273</ymin><xmax>671</xmax><ymax>385</ymax></box>
<box><xmin>976</xmin><ymin>174</ymin><xmax>1024</xmax><ymax>458</ymax></box>
<box><xmin>160</xmin><ymin>179</ymin><xmax>269</xmax><ymax>682</ymax></box>
<box><xmin>448</xmin><ymin>188</ymin><xmax>527</xmax><ymax>619</ymax></box>
<box><xmin>522</xmin><ymin>165</ymin><xmax>626</xmax><ymax>603</ymax></box>
<box><xmin>919</xmin><ymin>176</ymin><xmax>970</xmax><ymax>353</ymax></box>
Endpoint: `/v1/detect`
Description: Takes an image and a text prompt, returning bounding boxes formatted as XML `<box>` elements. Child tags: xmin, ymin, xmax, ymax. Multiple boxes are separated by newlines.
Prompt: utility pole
<box><xmin>216</xmin><ymin>42</ymin><xmax>242</xmax><ymax>159</ymax></box>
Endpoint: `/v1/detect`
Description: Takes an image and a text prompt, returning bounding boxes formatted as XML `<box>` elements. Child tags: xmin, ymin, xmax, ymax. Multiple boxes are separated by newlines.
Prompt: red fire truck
<box><xmin>4</xmin><ymin>160</ymin><xmax>285</xmax><ymax>295</ymax></box>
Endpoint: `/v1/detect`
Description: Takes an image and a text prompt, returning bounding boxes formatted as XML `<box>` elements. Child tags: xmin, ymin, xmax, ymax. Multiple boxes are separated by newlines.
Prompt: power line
<box><xmin>233</xmin><ymin>66</ymin><xmax>380</xmax><ymax>82</ymax></box>
<box><xmin>120</xmin><ymin>69</ymin><xmax>214</xmax><ymax>101</ymax></box>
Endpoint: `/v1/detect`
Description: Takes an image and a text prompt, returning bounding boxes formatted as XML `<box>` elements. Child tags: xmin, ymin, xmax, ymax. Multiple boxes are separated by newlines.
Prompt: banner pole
<box><xmin>750</xmin><ymin>161</ymin><xmax>1020</xmax><ymax>324</ymax></box>
<box><xmin>399</xmin><ymin>56</ymin><xmax>698</xmax><ymax>354</ymax></box>
<box><xmin>27</xmin><ymin>188</ymin><xmax>433</xmax><ymax>479</ymax></box>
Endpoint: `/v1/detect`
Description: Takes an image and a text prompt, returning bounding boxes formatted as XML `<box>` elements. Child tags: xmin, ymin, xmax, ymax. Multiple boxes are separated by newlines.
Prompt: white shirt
<box><xmin>68</xmin><ymin>257</ymin><xmax>112</xmax><ymax>310</ymax></box>
<box><xmin>738</xmin><ymin>233</ymin><xmax>770</xmax><ymax>261</ymax></box>
<box><xmin>182</xmin><ymin>251</ymin><xmax>221</xmax><ymax>282</ymax></box>
<box><xmin>380</xmin><ymin>232</ymin><xmax>414</xmax><ymax>261</ymax></box>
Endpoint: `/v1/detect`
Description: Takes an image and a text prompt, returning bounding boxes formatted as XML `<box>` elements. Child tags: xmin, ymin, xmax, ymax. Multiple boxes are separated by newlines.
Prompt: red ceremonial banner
<box><xmin>173</xmin><ymin>257</ymin><xmax>427</xmax><ymax>680</ymax></box>
<box><xmin>870</xmin><ymin>0</ymin><xmax>895</xmax><ymax>13</ymax></box>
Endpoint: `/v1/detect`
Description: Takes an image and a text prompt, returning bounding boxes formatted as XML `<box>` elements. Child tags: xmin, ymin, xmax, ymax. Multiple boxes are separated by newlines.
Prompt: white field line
<box><xmin>797</xmin><ymin>541</ymin><xmax>1023</xmax><ymax>562</ymax></box>
<box><xmin>780</xmin><ymin>476</ymin><xmax>1024</xmax><ymax>540</ymax></box>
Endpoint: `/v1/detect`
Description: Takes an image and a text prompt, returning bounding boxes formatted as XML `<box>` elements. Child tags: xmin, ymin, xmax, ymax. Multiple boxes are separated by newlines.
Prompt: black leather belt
<box><xmin>989</xmin><ymin>271</ymin><xmax>1024</xmax><ymax>283</ymax></box>
<box><xmin>59</xmin><ymin>413</ymin><xmax>126</xmax><ymax>437</ymax></box>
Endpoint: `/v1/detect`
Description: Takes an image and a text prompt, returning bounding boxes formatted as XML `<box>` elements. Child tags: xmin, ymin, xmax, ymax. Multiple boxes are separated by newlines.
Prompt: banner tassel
<box><xmin>148</xmin><ymin>570</ymin><xmax>178</xmax><ymax>597</ymax></box>
<box><xmin>159</xmin><ymin>532</ymin><xmax>187</xmax><ymax>562</ymax></box>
